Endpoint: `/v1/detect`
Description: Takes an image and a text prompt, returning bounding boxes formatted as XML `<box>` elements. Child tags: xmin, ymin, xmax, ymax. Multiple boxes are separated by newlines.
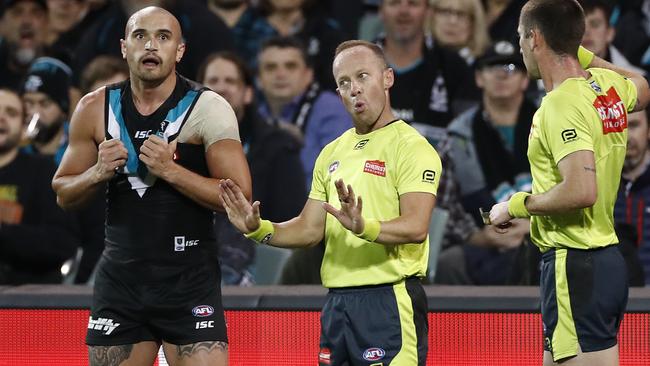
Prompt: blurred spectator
<box><xmin>357</xmin><ymin>0</ymin><xmax>384</xmax><ymax>41</ymax></box>
<box><xmin>377</xmin><ymin>0</ymin><xmax>477</xmax><ymax>139</ymax></box>
<box><xmin>483</xmin><ymin>0</ymin><xmax>526</xmax><ymax>44</ymax></box>
<box><xmin>613</xmin><ymin>0</ymin><xmax>650</xmax><ymax>72</ymax></box>
<box><xmin>208</xmin><ymin>0</ymin><xmax>276</xmax><ymax>69</ymax></box>
<box><xmin>259</xmin><ymin>0</ymin><xmax>346</xmax><ymax>90</ymax></box>
<box><xmin>71</xmin><ymin>0</ymin><xmax>234</xmax><ymax>89</ymax></box>
<box><xmin>580</xmin><ymin>0</ymin><xmax>645</xmax><ymax>75</ymax></box>
<box><xmin>46</xmin><ymin>0</ymin><xmax>88</xmax><ymax>44</ymax></box>
<box><xmin>21</xmin><ymin>56</ymin><xmax>71</xmax><ymax>165</ymax></box>
<box><xmin>434</xmin><ymin>142</ymin><xmax>536</xmax><ymax>285</ymax></box>
<box><xmin>256</xmin><ymin>36</ymin><xmax>352</xmax><ymax>189</ymax></box>
<box><xmin>429</xmin><ymin>0</ymin><xmax>490</xmax><ymax>65</ymax></box>
<box><xmin>0</xmin><ymin>88</ymin><xmax>78</xmax><ymax>284</ymax></box>
<box><xmin>45</xmin><ymin>0</ymin><xmax>110</xmax><ymax>66</ymax></box>
<box><xmin>449</xmin><ymin>40</ymin><xmax>533</xmax><ymax>210</ymax></box>
<box><xmin>198</xmin><ymin>51</ymin><xmax>306</xmax><ymax>285</ymax></box>
<box><xmin>79</xmin><ymin>55</ymin><xmax>128</xmax><ymax>95</ymax></box>
<box><xmin>442</xmin><ymin>40</ymin><xmax>535</xmax><ymax>285</ymax></box>
<box><xmin>0</xmin><ymin>0</ymin><xmax>49</xmax><ymax>89</ymax></box>
<box><xmin>323</xmin><ymin>0</ymin><xmax>363</xmax><ymax>39</ymax></box>
<box><xmin>615</xmin><ymin>108</ymin><xmax>650</xmax><ymax>286</ymax></box>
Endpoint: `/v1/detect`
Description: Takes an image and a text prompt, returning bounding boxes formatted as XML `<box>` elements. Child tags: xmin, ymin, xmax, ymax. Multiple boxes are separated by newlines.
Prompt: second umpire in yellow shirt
<box><xmin>489</xmin><ymin>1</ymin><xmax>650</xmax><ymax>365</ymax></box>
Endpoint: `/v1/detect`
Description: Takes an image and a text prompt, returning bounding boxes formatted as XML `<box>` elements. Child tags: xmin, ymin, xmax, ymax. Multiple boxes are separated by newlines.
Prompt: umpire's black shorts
<box><xmin>540</xmin><ymin>245</ymin><xmax>628</xmax><ymax>362</ymax></box>
<box><xmin>86</xmin><ymin>256</ymin><xmax>228</xmax><ymax>346</ymax></box>
<box><xmin>319</xmin><ymin>276</ymin><xmax>428</xmax><ymax>365</ymax></box>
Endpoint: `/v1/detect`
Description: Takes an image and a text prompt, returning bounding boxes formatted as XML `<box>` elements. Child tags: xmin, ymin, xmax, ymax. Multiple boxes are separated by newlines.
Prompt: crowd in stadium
<box><xmin>1</xmin><ymin>0</ymin><xmax>650</xmax><ymax>289</ymax></box>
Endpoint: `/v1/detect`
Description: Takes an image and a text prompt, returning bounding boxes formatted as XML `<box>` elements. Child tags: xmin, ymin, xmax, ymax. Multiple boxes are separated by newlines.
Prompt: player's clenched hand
<box><xmin>139</xmin><ymin>136</ymin><xmax>177</xmax><ymax>179</ymax></box>
<box><xmin>323</xmin><ymin>178</ymin><xmax>364</xmax><ymax>234</ymax></box>
<box><xmin>219</xmin><ymin>179</ymin><xmax>260</xmax><ymax>234</ymax></box>
<box><xmin>94</xmin><ymin>139</ymin><xmax>128</xmax><ymax>182</ymax></box>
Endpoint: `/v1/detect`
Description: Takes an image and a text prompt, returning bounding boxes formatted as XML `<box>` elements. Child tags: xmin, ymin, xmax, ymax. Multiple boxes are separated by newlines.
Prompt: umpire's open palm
<box><xmin>218</xmin><ymin>179</ymin><xmax>261</xmax><ymax>234</ymax></box>
<box><xmin>323</xmin><ymin>179</ymin><xmax>364</xmax><ymax>235</ymax></box>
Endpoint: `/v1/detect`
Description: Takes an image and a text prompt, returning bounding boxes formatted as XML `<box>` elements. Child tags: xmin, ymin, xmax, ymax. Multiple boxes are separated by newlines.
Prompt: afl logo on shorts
<box><xmin>192</xmin><ymin>305</ymin><xmax>214</xmax><ymax>317</ymax></box>
<box><xmin>363</xmin><ymin>347</ymin><xmax>385</xmax><ymax>361</ymax></box>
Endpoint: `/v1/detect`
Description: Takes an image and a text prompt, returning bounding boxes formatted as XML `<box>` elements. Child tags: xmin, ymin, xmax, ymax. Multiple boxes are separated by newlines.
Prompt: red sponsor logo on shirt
<box><xmin>593</xmin><ymin>87</ymin><xmax>627</xmax><ymax>134</ymax></box>
<box><xmin>319</xmin><ymin>347</ymin><xmax>331</xmax><ymax>365</ymax></box>
<box><xmin>363</xmin><ymin>160</ymin><xmax>386</xmax><ymax>177</ymax></box>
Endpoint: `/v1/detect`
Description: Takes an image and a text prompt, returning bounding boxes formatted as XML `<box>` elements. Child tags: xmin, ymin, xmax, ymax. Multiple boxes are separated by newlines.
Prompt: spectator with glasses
<box><xmin>428</xmin><ymin>0</ymin><xmax>491</xmax><ymax>65</ymax></box>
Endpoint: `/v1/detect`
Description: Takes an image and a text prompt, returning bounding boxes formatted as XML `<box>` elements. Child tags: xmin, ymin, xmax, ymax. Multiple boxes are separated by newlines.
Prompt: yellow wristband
<box><xmin>578</xmin><ymin>46</ymin><xmax>594</xmax><ymax>69</ymax></box>
<box><xmin>354</xmin><ymin>218</ymin><xmax>381</xmax><ymax>242</ymax></box>
<box><xmin>508</xmin><ymin>192</ymin><xmax>532</xmax><ymax>219</ymax></box>
<box><xmin>244</xmin><ymin>219</ymin><xmax>274</xmax><ymax>244</ymax></box>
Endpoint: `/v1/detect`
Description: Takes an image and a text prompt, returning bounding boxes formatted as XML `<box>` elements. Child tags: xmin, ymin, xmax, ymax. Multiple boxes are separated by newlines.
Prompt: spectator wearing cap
<box><xmin>435</xmin><ymin>40</ymin><xmax>537</xmax><ymax>285</ymax></box>
<box><xmin>21</xmin><ymin>56</ymin><xmax>71</xmax><ymax>165</ymax></box>
<box><xmin>0</xmin><ymin>0</ymin><xmax>49</xmax><ymax>90</ymax></box>
<box><xmin>0</xmin><ymin>88</ymin><xmax>79</xmax><ymax>284</ymax></box>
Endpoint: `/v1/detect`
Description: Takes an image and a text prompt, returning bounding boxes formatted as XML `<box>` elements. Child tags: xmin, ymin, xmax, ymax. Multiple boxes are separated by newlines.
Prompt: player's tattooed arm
<box><xmin>88</xmin><ymin>345</ymin><xmax>133</xmax><ymax>366</ymax></box>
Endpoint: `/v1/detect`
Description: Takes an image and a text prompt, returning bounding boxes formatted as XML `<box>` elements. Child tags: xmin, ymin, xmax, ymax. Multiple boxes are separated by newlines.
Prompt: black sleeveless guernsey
<box><xmin>103</xmin><ymin>75</ymin><xmax>217</xmax><ymax>272</ymax></box>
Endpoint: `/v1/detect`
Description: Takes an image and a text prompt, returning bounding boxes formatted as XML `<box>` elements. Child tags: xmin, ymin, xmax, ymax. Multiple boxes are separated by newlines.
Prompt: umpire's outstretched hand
<box><xmin>219</xmin><ymin>179</ymin><xmax>260</xmax><ymax>234</ymax></box>
<box><xmin>323</xmin><ymin>178</ymin><xmax>365</xmax><ymax>235</ymax></box>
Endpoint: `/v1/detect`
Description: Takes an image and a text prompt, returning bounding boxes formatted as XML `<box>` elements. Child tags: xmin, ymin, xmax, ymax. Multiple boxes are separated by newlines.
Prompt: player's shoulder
<box><xmin>196</xmin><ymin>89</ymin><xmax>228</xmax><ymax>106</ymax></box>
<box><xmin>75</xmin><ymin>87</ymin><xmax>106</xmax><ymax>117</ymax></box>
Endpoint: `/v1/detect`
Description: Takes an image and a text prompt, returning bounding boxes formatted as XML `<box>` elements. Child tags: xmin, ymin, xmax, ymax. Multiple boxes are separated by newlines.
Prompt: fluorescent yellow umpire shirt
<box><xmin>309</xmin><ymin>120</ymin><xmax>442</xmax><ymax>288</ymax></box>
<box><xmin>528</xmin><ymin>68</ymin><xmax>638</xmax><ymax>252</ymax></box>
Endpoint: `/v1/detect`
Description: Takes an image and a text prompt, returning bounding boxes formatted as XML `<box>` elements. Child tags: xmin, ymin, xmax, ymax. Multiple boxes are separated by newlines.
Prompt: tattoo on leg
<box><xmin>584</xmin><ymin>166</ymin><xmax>596</xmax><ymax>173</ymax></box>
<box><xmin>89</xmin><ymin>345</ymin><xmax>134</xmax><ymax>366</ymax></box>
<box><xmin>176</xmin><ymin>341</ymin><xmax>228</xmax><ymax>358</ymax></box>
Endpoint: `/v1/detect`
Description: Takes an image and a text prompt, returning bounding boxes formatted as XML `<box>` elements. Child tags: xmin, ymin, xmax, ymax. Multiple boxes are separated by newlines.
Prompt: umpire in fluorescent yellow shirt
<box><xmin>219</xmin><ymin>40</ymin><xmax>441</xmax><ymax>365</ymax></box>
<box><xmin>488</xmin><ymin>1</ymin><xmax>650</xmax><ymax>365</ymax></box>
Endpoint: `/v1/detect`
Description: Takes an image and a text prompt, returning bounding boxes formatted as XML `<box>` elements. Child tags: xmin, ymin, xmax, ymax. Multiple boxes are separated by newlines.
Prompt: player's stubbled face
<box><xmin>123</xmin><ymin>9</ymin><xmax>183</xmax><ymax>82</ymax></box>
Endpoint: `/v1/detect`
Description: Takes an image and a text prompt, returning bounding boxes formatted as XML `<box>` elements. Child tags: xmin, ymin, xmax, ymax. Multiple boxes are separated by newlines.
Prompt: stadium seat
<box><xmin>428</xmin><ymin>208</ymin><xmax>449</xmax><ymax>283</ymax></box>
<box><xmin>254</xmin><ymin>245</ymin><xmax>293</xmax><ymax>285</ymax></box>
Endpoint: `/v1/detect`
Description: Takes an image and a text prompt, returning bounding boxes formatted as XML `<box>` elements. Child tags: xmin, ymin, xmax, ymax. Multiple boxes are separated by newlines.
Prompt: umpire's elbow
<box><xmin>575</xmin><ymin>189</ymin><xmax>597</xmax><ymax>209</ymax></box>
<box><xmin>410</xmin><ymin>229</ymin><xmax>429</xmax><ymax>244</ymax></box>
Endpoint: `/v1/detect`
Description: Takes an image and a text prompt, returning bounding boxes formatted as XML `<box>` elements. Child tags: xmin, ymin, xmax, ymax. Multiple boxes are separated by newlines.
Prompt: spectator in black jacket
<box><xmin>0</xmin><ymin>88</ymin><xmax>78</xmax><ymax>284</ymax></box>
<box><xmin>377</xmin><ymin>0</ymin><xmax>479</xmax><ymax>141</ymax></box>
<box><xmin>198</xmin><ymin>51</ymin><xmax>306</xmax><ymax>285</ymax></box>
<box><xmin>259</xmin><ymin>0</ymin><xmax>347</xmax><ymax>91</ymax></box>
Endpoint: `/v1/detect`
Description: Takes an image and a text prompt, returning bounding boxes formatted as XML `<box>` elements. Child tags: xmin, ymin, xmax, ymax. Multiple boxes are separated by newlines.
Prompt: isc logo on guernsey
<box><xmin>174</xmin><ymin>236</ymin><xmax>199</xmax><ymax>251</ymax></box>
